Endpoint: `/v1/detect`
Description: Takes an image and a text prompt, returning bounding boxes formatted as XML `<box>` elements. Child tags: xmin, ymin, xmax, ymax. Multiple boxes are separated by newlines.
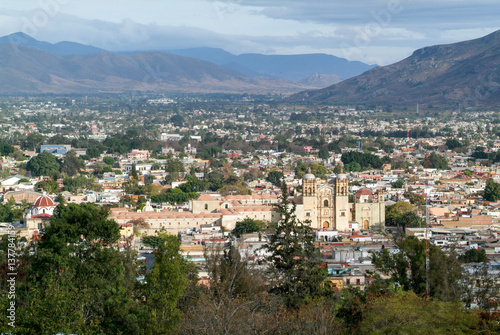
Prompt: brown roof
<box><xmin>196</xmin><ymin>194</ymin><xmax>217</xmax><ymax>201</ymax></box>
<box><xmin>355</xmin><ymin>188</ymin><xmax>373</xmax><ymax>196</ymax></box>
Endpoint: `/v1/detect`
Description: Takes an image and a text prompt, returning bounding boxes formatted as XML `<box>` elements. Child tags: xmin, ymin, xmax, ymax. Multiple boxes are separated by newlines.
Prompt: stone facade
<box><xmin>296</xmin><ymin>172</ymin><xmax>385</xmax><ymax>231</ymax></box>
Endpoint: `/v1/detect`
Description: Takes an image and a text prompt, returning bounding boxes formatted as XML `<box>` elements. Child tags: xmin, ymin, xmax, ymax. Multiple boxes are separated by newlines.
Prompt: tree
<box><xmin>232</xmin><ymin>218</ymin><xmax>266</xmax><ymax>237</ymax></box>
<box><xmin>26</xmin><ymin>151</ymin><xmax>61</xmax><ymax>177</ymax></box>
<box><xmin>264</xmin><ymin>180</ymin><xmax>328</xmax><ymax>308</ymax></box>
<box><xmin>130</xmin><ymin>163</ymin><xmax>139</xmax><ymax>179</ymax></box>
<box><xmin>459</xmin><ymin>248</ymin><xmax>488</xmax><ymax>263</ymax></box>
<box><xmin>395</xmin><ymin>211</ymin><xmax>425</xmax><ymax>233</ymax></box>
<box><xmin>318</xmin><ymin>147</ymin><xmax>329</xmax><ymax>160</ymax></box>
<box><xmin>266</xmin><ymin>170</ymin><xmax>283</xmax><ymax>187</ymax></box>
<box><xmin>142</xmin><ymin>235</ymin><xmax>164</xmax><ymax>249</ymax></box>
<box><xmin>218</xmin><ymin>184</ymin><xmax>250</xmax><ymax>196</ymax></box>
<box><xmin>62</xmin><ymin>150</ymin><xmax>84</xmax><ymax>176</ymax></box>
<box><xmin>35</xmin><ymin>179</ymin><xmax>59</xmax><ymax>194</ymax></box>
<box><xmin>427</xmin><ymin>152</ymin><xmax>449</xmax><ymax>170</ymax></box>
<box><xmin>358</xmin><ymin>291</ymin><xmax>485</xmax><ymax>334</ymax></box>
<box><xmin>372</xmin><ymin>236</ymin><xmax>463</xmax><ymax>301</ymax></box>
<box><xmin>385</xmin><ymin>201</ymin><xmax>414</xmax><ymax>226</ymax></box>
<box><xmin>484</xmin><ymin>178</ymin><xmax>500</xmax><ymax>201</ymax></box>
<box><xmin>103</xmin><ymin>156</ymin><xmax>115</xmax><ymax>166</ymax></box>
<box><xmin>144</xmin><ymin>233</ymin><xmax>191</xmax><ymax>334</ymax></box>
<box><xmin>391</xmin><ymin>179</ymin><xmax>404</xmax><ymax>189</ymax></box>
<box><xmin>15</xmin><ymin>203</ymin><xmax>146</xmax><ymax>334</ymax></box>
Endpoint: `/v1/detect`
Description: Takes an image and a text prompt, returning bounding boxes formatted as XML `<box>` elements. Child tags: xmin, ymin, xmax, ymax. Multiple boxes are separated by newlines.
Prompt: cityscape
<box><xmin>0</xmin><ymin>0</ymin><xmax>500</xmax><ymax>333</ymax></box>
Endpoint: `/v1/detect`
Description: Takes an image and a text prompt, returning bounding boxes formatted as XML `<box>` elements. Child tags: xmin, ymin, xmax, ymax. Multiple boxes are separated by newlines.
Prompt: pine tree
<box><xmin>264</xmin><ymin>180</ymin><xmax>328</xmax><ymax>308</ymax></box>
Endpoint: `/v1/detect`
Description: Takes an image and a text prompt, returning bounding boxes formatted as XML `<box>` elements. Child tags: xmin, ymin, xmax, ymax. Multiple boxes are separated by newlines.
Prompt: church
<box><xmin>295</xmin><ymin>171</ymin><xmax>385</xmax><ymax>231</ymax></box>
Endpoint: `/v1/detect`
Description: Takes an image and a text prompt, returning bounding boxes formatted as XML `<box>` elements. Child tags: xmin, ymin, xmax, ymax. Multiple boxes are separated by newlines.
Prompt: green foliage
<box><xmin>0</xmin><ymin>141</ymin><xmax>14</xmax><ymax>156</ymax></box>
<box><xmin>427</xmin><ymin>152</ymin><xmax>449</xmax><ymax>169</ymax></box>
<box><xmin>391</xmin><ymin>179</ymin><xmax>404</xmax><ymax>188</ymax></box>
<box><xmin>150</xmin><ymin>188</ymin><xmax>199</xmax><ymax>204</ymax></box>
<box><xmin>0</xmin><ymin>198</ymin><xmax>25</xmax><ymax>222</ymax></box>
<box><xmin>232</xmin><ymin>218</ymin><xmax>266</xmax><ymax>237</ymax></box>
<box><xmin>63</xmin><ymin>175</ymin><xmax>100</xmax><ymax>193</ymax></box>
<box><xmin>142</xmin><ymin>235</ymin><xmax>164</xmax><ymax>249</ymax></box>
<box><xmin>404</xmin><ymin>191</ymin><xmax>426</xmax><ymax>206</ymax></box>
<box><xmin>295</xmin><ymin>161</ymin><xmax>327</xmax><ymax>179</ymax></box>
<box><xmin>179</xmin><ymin>175</ymin><xmax>209</xmax><ymax>193</ymax></box>
<box><xmin>11</xmin><ymin>203</ymin><xmax>147</xmax><ymax>334</ymax></box>
<box><xmin>62</xmin><ymin>150</ymin><xmax>84</xmax><ymax>176</ymax></box>
<box><xmin>264</xmin><ymin>181</ymin><xmax>328</xmax><ymax>308</ymax></box>
<box><xmin>318</xmin><ymin>146</ymin><xmax>329</xmax><ymax>159</ymax></box>
<box><xmin>385</xmin><ymin>201</ymin><xmax>414</xmax><ymax>226</ymax></box>
<box><xmin>341</xmin><ymin>151</ymin><xmax>383</xmax><ymax>170</ymax></box>
<box><xmin>395</xmin><ymin>211</ymin><xmax>425</xmax><ymax>233</ymax></box>
<box><xmin>218</xmin><ymin>183</ymin><xmax>250</xmax><ymax>196</ymax></box>
<box><xmin>144</xmin><ymin>233</ymin><xmax>191</xmax><ymax>334</ymax></box>
<box><xmin>266</xmin><ymin>170</ymin><xmax>284</xmax><ymax>187</ymax></box>
<box><xmin>484</xmin><ymin>178</ymin><xmax>500</xmax><ymax>201</ymax></box>
<box><xmin>372</xmin><ymin>236</ymin><xmax>463</xmax><ymax>301</ymax></box>
<box><xmin>103</xmin><ymin>156</ymin><xmax>115</xmax><ymax>166</ymax></box>
<box><xmin>35</xmin><ymin>179</ymin><xmax>59</xmax><ymax>194</ymax></box>
<box><xmin>459</xmin><ymin>248</ymin><xmax>488</xmax><ymax>263</ymax></box>
<box><xmin>358</xmin><ymin>291</ymin><xmax>485</xmax><ymax>334</ymax></box>
<box><xmin>26</xmin><ymin>151</ymin><xmax>61</xmax><ymax>177</ymax></box>
<box><xmin>164</xmin><ymin>158</ymin><xmax>185</xmax><ymax>173</ymax></box>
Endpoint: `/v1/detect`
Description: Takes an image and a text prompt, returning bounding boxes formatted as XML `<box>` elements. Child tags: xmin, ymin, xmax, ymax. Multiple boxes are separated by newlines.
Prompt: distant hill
<box><xmin>289</xmin><ymin>30</ymin><xmax>500</xmax><ymax>107</ymax></box>
<box><xmin>0</xmin><ymin>32</ymin><xmax>106</xmax><ymax>56</ymax></box>
<box><xmin>166</xmin><ymin>48</ymin><xmax>376</xmax><ymax>82</ymax></box>
<box><xmin>298</xmin><ymin>73</ymin><xmax>343</xmax><ymax>87</ymax></box>
<box><xmin>0</xmin><ymin>43</ymin><xmax>314</xmax><ymax>94</ymax></box>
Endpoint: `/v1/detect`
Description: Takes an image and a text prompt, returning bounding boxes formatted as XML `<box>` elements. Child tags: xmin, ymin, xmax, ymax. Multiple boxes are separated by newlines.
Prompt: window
<box><xmin>306</xmin><ymin>212</ymin><xmax>311</xmax><ymax>217</ymax></box>
<box><xmin>225</xmin><ymin>204</ymin><xmax>228</xmax><ymax>209</ymax></box>
<box><xmin>324</xmin><ymin>199</ymin><xmax>329</xmax><ymax>207</ymax></box>
<box><xmin>356</xmin><ymin>279</ymin><xmax>361</xmax><ymax>285</ymax></box>
<box><xmin>204</xmin><ymin>204</ymin><xmax>208</xmax><ymax>210</ymax></box>
<box><xmin>346</xmin><ymin>279</ymin><xmax>350</xmax><ymax>285</ymax></box>
<box><xmin>340</xmin><ymin>212</ymin><xmax>346</xmax><ymax>217</ymax></box>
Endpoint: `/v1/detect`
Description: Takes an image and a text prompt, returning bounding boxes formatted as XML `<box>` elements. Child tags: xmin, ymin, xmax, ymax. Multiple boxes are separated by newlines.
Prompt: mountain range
<box><xmin>0</xmin><ymin>43</ymin><xmax>316</xmax><ymax>94</ymax></box>
<box><xmin>290</xmin><ymin>30</ymin><xmax>500</xmax><ymax>107</ymax></box>
<box><xmin>163</xmin><ymin>47</ymin><xmax>376</xmax><ymax>82</ymax></box>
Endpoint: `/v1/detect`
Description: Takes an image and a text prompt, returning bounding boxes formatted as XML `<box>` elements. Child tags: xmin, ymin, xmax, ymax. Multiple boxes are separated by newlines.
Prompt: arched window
<box><xmin>204</xmin><ymin>204</ymin><xmax>208</xmax><ymax>210</ymax></box>
<box><xmin>308</xmin><ymin>187</ymin><xmax>312</xmax><ymax>194</ymax></box>
<box><xmin>225</xmin><ymin>204</ymin><xmax>229</xmax><ymax>209</ymax></box>
<box><xmin>341</xmin><ymin>187</ymin><xmax>344</xmax><ymax>194</ymax></box>
<box><xmin>324</xmin><ymin>199</ymin><xmax>329</xmax><ymax>207</ymax></box>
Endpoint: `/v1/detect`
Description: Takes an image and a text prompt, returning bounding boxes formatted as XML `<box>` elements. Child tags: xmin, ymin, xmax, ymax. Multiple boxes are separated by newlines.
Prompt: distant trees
<box><xmin>427</xmin><ymin>152</ymin><xmax>449</xmax><ymax>169</ymax></box>
<box><xmin>266</xmin><ymin>170</ymin><xmax>283</xmax><ymax>187</ymax></box>
<box><xmin>232</xmin><ymin>218</ymin><xmax>266</xmax><ymax>237</ymax></box>
<box><xmin>35</xmin><ymin>179</ymin><xmax>59</xmax><ymax>194</ymax></box>
<box><xmin>341</xmin><ymin>151</ymin><xmax>383</xmax><ymax>170</ymax></box>
<box><xmin>483</xmin><ymin>178</ymin><xmax>500</xmax><ymax>201</ymax></box>
<box><xmin>26</xmin><ymin>151</ymin><xmax>61</xmax><ymax>177</ymax></box>
<box><xmin>62</xmin><ymin>150</ymin><xmax>84</xmax><ymax>176</ymax></box>
<box><xmin>372</xmin><ymin>236</ymin><xmax>463</xmax><ymax>301</ymax></box>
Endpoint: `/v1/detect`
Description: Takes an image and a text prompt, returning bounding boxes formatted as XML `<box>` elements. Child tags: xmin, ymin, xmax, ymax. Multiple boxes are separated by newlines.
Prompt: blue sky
<box><xmin>0</xmin><ymin>0</ymin><xmax>498</xmax><ymax>65</ymax></box>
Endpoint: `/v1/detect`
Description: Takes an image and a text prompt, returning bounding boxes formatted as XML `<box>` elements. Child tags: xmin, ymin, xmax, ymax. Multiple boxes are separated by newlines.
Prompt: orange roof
<box><xmin>196</xmin><ymin>194</ymin><xmax>217</xmax><ymax>201</ymax></box>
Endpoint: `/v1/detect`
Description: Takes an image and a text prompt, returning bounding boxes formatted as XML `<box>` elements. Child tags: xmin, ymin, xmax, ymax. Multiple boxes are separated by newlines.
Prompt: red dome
<box><xmin>33</xmin><ymin>195</ymin><xmax>56</xmax><ymax>207</ymax></box>
<box><xmin>355</xmin><ymin>188</ymin><xmax>373</xmax><ymax>197</ymax></box>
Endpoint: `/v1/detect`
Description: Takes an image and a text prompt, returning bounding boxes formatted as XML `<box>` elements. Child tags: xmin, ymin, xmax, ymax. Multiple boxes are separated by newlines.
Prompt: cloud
<box><xmin>0</xmin><ymin>1</ymin><xmax>499</xmax><ymax>65</ymax></box>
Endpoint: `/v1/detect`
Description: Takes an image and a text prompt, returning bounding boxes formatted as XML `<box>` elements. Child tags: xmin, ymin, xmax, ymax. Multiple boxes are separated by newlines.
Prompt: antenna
<box><xmin>425</xmin><ymin>189</ymin><xmax>430</xmax><ymax>299</ymax></box>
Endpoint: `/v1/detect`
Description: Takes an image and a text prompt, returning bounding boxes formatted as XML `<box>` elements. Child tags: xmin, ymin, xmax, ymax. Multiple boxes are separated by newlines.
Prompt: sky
<box><xmin>0</xmin><ymin>0</ymin><xmax>499</xmax><ymax>65</ymax></box>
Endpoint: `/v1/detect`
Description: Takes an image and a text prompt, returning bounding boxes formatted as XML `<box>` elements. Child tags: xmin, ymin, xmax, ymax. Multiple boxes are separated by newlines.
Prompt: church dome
<box><xmin>33</xmin><ymin>194</ymin><xmax>56</xmax><ymax>207</ymax></box>
<box><xmin>355</xmin><ymin>188</ymin><xmax>373</xmax><ymax>197</ymax></box>
<box><xmin>303</xmin><ymin>173</ymin><xmax>316</xmax><ymax>180</ymax></box>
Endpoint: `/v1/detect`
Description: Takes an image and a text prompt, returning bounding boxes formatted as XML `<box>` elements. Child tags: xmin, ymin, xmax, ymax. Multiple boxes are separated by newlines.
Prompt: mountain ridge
<box><xmin>0</xmin><ymin>43</ymin><xmax>315</xmax><ymax>94</ymax></box>
<box><xmin>289</xmin><ymin>30</ymin><xmax>500</xmax><ymax>107</ymax></box>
